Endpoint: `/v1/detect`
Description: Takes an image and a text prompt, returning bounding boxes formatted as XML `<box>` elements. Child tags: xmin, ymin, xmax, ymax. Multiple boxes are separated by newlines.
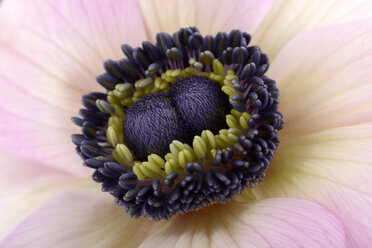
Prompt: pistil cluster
<box><xmin>72</xmin><ymin>27</ymin><xmax>283</xmax><ymax>220</ymax></box>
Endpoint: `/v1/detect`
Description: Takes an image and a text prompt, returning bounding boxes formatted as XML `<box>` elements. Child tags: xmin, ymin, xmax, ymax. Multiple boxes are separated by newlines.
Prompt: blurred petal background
<box><xmin>0</xmin><ymin>0</ymin><xmax>372</xmax><ymax>247</ymax></box>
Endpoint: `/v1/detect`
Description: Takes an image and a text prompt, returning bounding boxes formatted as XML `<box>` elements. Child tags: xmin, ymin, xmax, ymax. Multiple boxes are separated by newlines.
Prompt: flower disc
<box><xmin>72</xmin><ymin>27</ymin><xmax>283</xmax><ymax>220</ymax></box>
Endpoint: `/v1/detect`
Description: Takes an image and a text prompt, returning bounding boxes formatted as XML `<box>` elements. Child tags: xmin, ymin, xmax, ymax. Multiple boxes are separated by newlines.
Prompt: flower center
<box><xmin>124</xmin><ymin>76</ymin><xmax>230</xmax><ymax>160</ymax></box>
<box><xmin>72</xmin><ymin>27</ymin><xmax>283</xmax><ymax>221</ymax></box>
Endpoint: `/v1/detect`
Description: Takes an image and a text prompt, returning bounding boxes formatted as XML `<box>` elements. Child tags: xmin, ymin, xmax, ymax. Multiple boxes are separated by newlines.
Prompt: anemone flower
<box><xmin>1</xmin><ymin>0</ymin><xmax>372</xmax><ymax>247</ymax></box>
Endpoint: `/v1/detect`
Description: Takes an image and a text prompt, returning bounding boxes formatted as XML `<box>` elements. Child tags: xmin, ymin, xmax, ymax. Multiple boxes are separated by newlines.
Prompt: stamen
<box><xmin>72</xmin><ymin>27</ymin><xmax>283</xmax><ymax>220</ymax></box>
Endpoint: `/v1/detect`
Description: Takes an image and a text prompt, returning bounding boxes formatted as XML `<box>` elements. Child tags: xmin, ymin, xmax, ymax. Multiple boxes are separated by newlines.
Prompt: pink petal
<box><xmin>139</xmin><ymin>0</ymin><xmax>276</xmax><ymax>37</ymax></box>
<box><xmin>0</xmin><ymin>0</ymin><xmax>148</xmax><ymax>175</ymax></box>
<box><xmin>1</xmin><ymin>190</ymin><xmax>155</xmax><ymax>248</ymax></box>
<box><xmin>251</xmin><ymin>123</ymin><xmax>372</xmax><ymax>247</ymax></box>
<box><xmin>1</xmin><ymin>194</ymin><xmax>346</xmax><ymax>248</ymax></box>
<box><xmin>253</xmin><ymin>0</ymin><xmax>372</xmax><ymax>59</ymax></box>
<box><xmin>255</xmin><ymin>20</ymin><xmax>372</xmax><ymax>247</ymax></box>
<box><xmin>0</xmin><ymin>152</ymin><xmax>83</xmax><ymax>240</ymax></box>
<box><xmin>139</xmin><ymin>198</ymin><xmax>345</xmax><ymax>248</ymax></box>
<box><xmin>270</xmin><ymin>19</ymin><xmax>372</xmax><ymax>140</ymax></box>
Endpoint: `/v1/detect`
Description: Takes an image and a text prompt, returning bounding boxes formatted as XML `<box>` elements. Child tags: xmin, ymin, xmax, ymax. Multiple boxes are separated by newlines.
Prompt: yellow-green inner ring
<box><xmin>105</xmin><ymin>59</ymin><xmax>252</xmax><ymax>180</ymax></box>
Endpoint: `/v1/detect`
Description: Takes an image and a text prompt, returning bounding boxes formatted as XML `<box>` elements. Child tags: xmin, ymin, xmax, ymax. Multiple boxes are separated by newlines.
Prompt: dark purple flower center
<box><xmin>124</xmin><ymin>76</ymin><xmax>230</xmax><ymax>160</ymax></box>
<box><xmin>72</xmin><ymin>27</ymin><xmax>284</xmax><ymax>221</ymax></box>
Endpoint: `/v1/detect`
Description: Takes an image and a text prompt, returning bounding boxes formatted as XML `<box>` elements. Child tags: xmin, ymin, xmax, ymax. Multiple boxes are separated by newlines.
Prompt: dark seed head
<box><xmin>124</xmin><ymin>76</ymin><xmax>231</xmax><ymax>160</ymax></box>
<box><xmin>123</xmin><ymin>92</ymin><xmax>186</xmax><ymax>160</ymax></box>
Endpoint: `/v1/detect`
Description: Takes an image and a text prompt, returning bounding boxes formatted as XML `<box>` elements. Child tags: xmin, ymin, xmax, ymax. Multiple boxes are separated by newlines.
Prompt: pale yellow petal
<box><xmin>139</xmin><ymin>0</ymin><xmax>276</xmax><ymax>37</ymax></box>
<box><xmin>270</xmin><ymin>19</ymin><xmax>372</xmax><ymax>139</ymax></box>
<box><xmin>139</xmin><ymin>198</ymin><xmax>346</xmax><ymax>248</ymax></box>
<box><xmin>253</xmin><ymin>0</ymin><xmax>372</xmax><ymax>59</ymax></box>
<box><xmin>1</xmin><ymin>190</ymin><xmax>155</xmax><ymax>248</ymax></box>
<box><xmin>249</xmin><ymin>123</ymin><xmax>372</xmax><ymax>247</ymax></box>
<box><xmin>0</xmin><ymin>152</ymin><xmax>91</xmax><ymax>240</ymax></box>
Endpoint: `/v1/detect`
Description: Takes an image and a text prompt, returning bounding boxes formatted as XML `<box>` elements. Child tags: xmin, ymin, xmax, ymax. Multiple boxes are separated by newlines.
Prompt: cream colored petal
<box><xmin>0</xmin><ymin>152</ymin><xmax>92</xmax><ymax>240</ymax></box>
<box><xmin>139</xmin><ymin>0</ymin><xmax>276</xmax><ymax>37</ymax></box>
<box><xmin>0</xmin><ymin>0</ymin><xmax>148</xmax><ymax>175</ymax></box>
<box><xmin>246</xmin><ymin>19</ymin><xmax>372</xmax><ymax>247</ymax></box>
<box><xmin>270</xmin><ymin>19</ymin><xmax>372</xmax><ymax>139</ymax></box>
<box><xmin>253</xmin><ymin>0</ymin><xmax>372</xmax><ymax>59</ymax></box>
<box><xmin>0</xmin><ymin>190</ymin><xmax>155</xmax><ymax>248</ymax></box>
<box><xmin>249</xmin><ymin>123</ymin><xmax>372</xmax><ymax>247</ymax></box>
<box><xmin>139</xmin><ymin>198</ymin><xmax>346</xmax><ymax>248</ymax></box>
<box><xmin>255</xmin><ymin>20</ymin><xmax>372</xmax><ymax>247</ymax></box>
